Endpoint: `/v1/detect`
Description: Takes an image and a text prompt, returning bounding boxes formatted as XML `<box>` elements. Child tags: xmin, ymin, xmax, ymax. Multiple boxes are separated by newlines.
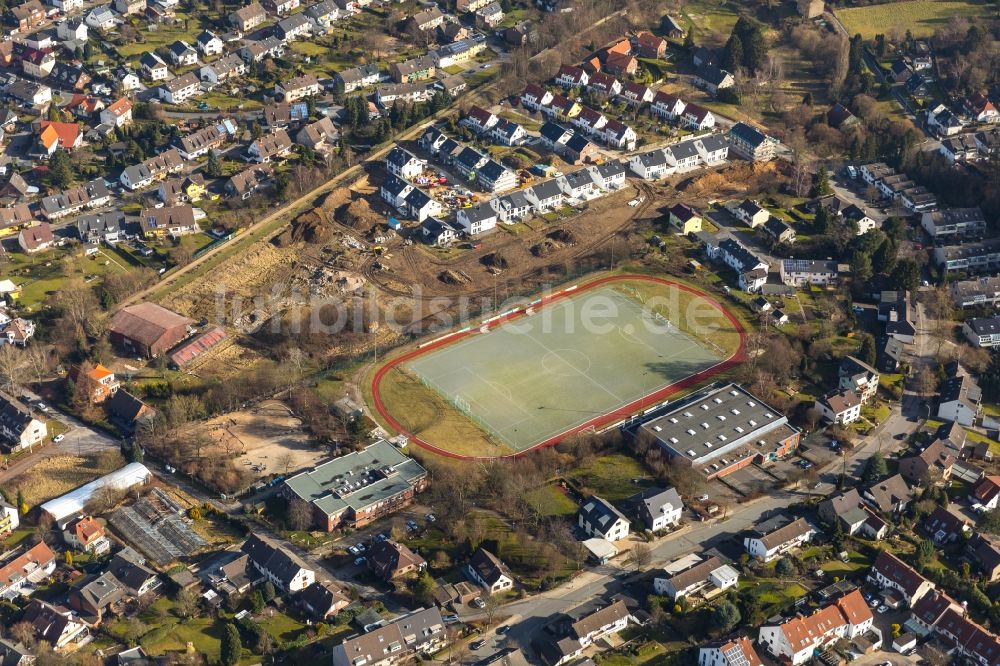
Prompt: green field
<box><xmin>404</xmin><ymin>285</ymin><xmax>724</xmax><ymax>453</ymax></box>
<box><xmin>836</xmin><ymin>0</ymin><xmax>994</xmax><ymax>39</ymax></box>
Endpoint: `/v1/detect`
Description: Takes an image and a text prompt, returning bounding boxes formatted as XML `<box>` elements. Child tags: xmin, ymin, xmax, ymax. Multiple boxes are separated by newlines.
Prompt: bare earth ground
<box><xmin>193</xmin><ymin>400</ymin><xmax>326</xmax><ymax>478</ymax></box>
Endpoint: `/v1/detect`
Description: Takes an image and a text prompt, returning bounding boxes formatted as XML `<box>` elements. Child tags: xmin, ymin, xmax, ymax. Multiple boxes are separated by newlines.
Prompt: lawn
<box><xmin>2</xmin><ymin>244</ymin><xmax>128</xmax><ymax>312</ymax></box>
<box><xmin>117</xmin><ymin>13</ymin><xmax>204</xmax><ymax>58</ymax></box>
<box><xmin>836</xmin><ymin>0</ymin><xmax>994</xmax><ymax>39</ymax></box>
<box><xmin>524</xmin><ymin>484</ymin><xmax>578</xmax><ymax>517</ymax></box>
<box><xmin>820</xmin><ymin>550</ymin><xmax>872</xmax><ymax>575</ymax></box>
<box><xmin>678</xmin><ymin>0</ymin><xmax>741</xmax><ymax>42</ymax></box>
<box><xmin>568</xmin><ymin>453</ymin><xmax>655</xmax><ymax>502</ymax></box>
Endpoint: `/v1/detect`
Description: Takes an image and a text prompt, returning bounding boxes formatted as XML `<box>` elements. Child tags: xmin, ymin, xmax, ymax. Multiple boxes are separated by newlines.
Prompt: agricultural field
<box><xmin>836</xmin><ymin>0</ymin><xmax>994</xmax><ymax>39</ymax></box>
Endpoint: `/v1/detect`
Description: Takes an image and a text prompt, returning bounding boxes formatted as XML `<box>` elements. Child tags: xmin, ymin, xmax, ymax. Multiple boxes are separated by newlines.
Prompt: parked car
<box><xmin>53</xmin><ymin>434</ymin><xmax>64</xmax><ymax>443</ymax></box>
<box><xmin>473</xmin><ymin>597</ymin><xmax>486</xmax><ymax>609</ymax></box>
<box><xmin>425</xmin><ymin>513</ymin><xmax>436</xmax><ymax>522</ymax></box>
<box><xmin>354</xmin><ymin>556</ymin><xmax>366</xmax><ymax>566</ymax></box>
<box><xmin>406</xmin><ymin>520</ymin><xmax>419</xmax><ymax>531</ymax></box>
<box><xmin>696</xmin><ymin>494</ymin><xmax>709</xmax><ymax>502</ymax></box>
<box><xmin>496</xmin><ymin>625</ymin><xmax>509</xmax><ymax>635</ymax></box>
<box><xmin>442</xmin><ymin>614</ymin><xmax>459</xmax><ymax>623</ymax></box>
<box><xmin>471</xmin><ymin>640</ymin><xmax>486</xmax><ymax>650</ymax></box>
<box><xmin>348</xmin><ymin>545</ymin><xmax>361</xmax><ymax>555</ymax></box>
<box><xmin>877</xmin><ymin>604</ymin><xmax>889</xmax><ymax>614</ymax></box>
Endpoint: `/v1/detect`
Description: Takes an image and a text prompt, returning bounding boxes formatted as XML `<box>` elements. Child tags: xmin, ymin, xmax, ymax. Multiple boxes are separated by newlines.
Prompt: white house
<box><xmin>936</xmin><ymin>373</ymin><xmax>981</xmax><ymax>427</ymax></box>
<box><xmin>242</xmin><ymin>534</ymin><xmax>315</xmax><ymax>594</ymax></box>
<box><xmin>636</xmin><ymin>487</ymin><xmax>683</xmax><ymax>531</ymax></box>
<box><xmin>743</xmin><ymin>517</ymin><xmax>815</xmax><ymax>562</ymax></box>
<box><xmin>465</xmin><ymin>547</ymin><xmax>514</xmax><ymax>594</ymax></box>
<box><xmin>816</xmin><ymin>388</ymin><xmax>862</xmax><ymax>425</ymax></box>
<box><xmin>0</xmin><ymin>394</ymin><xmax>47</xmax><ymax>452</ymax></box>
<box><xmin>84</xmin><ymin>5</ymin><xmax>116</xmax><ymax>30</ymax></box>
<box><xmin>652</xmin><ymin>555</ymin><xmax>738</xmax><ymax>601</ymax></box>
<box><xmin>385</xmin><ymin>146</ymin><xmax>426</xmax><ymax>180</ymax></box>
<box><xmin>196</xmin><ymin>30</ymin><xmax>224</xmax><ymax>56</ymax></box>
<box><xmin>867</xmin><ymin>551</ymin><xmax>935</xmax><ymax>607</ymax></box>
<box><xmin>456</xmin><ymin>202</ymin><xmax>498</xmax><ymax>236</ymax></box>
<box><xmin>578</xmin><ymin>496</ymin><xmax>630</xmax><ymax>542</ymax></box>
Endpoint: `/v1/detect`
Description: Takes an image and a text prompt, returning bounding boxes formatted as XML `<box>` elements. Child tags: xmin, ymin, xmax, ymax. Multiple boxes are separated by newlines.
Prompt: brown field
<box><xmin>11</xmin><ymin>451</ymin><xmax>124</xmax><ymax>506</ymax></box>
<box><xmin>195</xmin><ymin>400</ymin><xmax>327</xmax><ymax>478</ymax></box>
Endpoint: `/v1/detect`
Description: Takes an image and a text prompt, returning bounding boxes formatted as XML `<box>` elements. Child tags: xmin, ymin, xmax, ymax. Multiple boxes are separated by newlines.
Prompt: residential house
<box><xmin>636</xmin><ymin>31</ymin><xmax>666</xmax><ymax>59</ymax></box>
<box><xmin>68</xmin><ymin>363</ymin><xmax>119</xmax><ymax>403</ymax></box>
<box><xmin>935</xmin><ymin>237</ymin><xmax>1000</xmax><ymax>274</ymax></box>
<box><xmin>297</xmin><ymin>581</ymin><xmax>350</xmax><ymax>619</ymax></box>
<box><xmin>921</xmin><ymin>207</ymin><xmax>986</xmax><ymax>239</ymax></box>
<box><xmin>972</xmin><ymin>475</ymin><xmax>1000</xmax><ymax>511</ymax></box>
<box><xmin>924</xmin><ymin>506</ymin><xmax>972</xmax><ymax>544</ymax></box>
<box><xmin>474</xmin><ymin>1</ymin><xmax>503</xmax><ymax>28</ymax></box>
<box><xmin>17</xmin><ymin>223</ymin><xmax>54</xmax><ymax>253</ymax></box>
<box><xmin>618</xmin><ymin>81</ymin><xmax>654</xmax><ymax>107</ymax></box>
<box><xmin>557</xmin><ymin>169</ymin><xmax>598</xmax><ymax>201</ymax></box>
<box><xmin>899</xmin><ymin>440</ymin><xmax>955</xmax><ymax>486</ymax></box>
<box><xmin>681</xmin><ymin>103</ymin><xmax>714</xmax><ymax>130</ymax></box>
<box><xmin>21</xmin><ymin>49</ymin><xmax>54</xmax><ymax>79</ymax></box>
<box><xmin>114</xmin><ymin>0</ymin><xmax>145</xmax><ymax>14</ymax></box>
<box><xmin>937</xmin><ymin>372</ymin><xmax>981</xmax><ymax>426</ymax></box>
<box><xmin>37</xmin><ymin>121</ymin><xmax>81</xmax><ymax>156</ymax></box>
<box><xmin>827</xmin><ymin>103</ymin><xmax>858</xmax><ymax>129</ymax></box>
<box><xmin>195</xmin><ymin>30</ymin><xmax>224</xmax><ymax>56</ymax></box>
<box><xmin>62</xmin><ymin>515</ymin><xmax>111</xmax><ymax>556</ymax></box>
<box><xmin>99</xmin><ymin>97</ymin><xmax>133</xmax><ymax>128</ymax></box>
<box><xmin>727</xmin><ymin>122</ymin><xmax>777</xmax><ymax>162</ymax></box>
<box><xmin>200</xmin><ymin>53</ymin><xmax>248</xmax><ymax>84</ymax></box>
<box><xmin>375</xmin><ymin>82</ymin><xmax>432</xmax><ymax>106</ymax></box>
<box><xmin>461</xmin><ymin>105</ymin><xmax>499</xmax><ymax>135</ymax></box>
<box><xmin>841</xmin><ymin>204</ymin><xmax>877</xmax><ymax>235</ymax></box>
<box><xmin>246</xmin><ymin>129</ymin><xmax>293</xmax><ymax>163</ymax></box>
<box><xmin>456</xmin><ymin>202</ymin><xmax>498</xmax><ymax>235</ymax></box>
<box><xmin>588</xmin><ymin>72</ymin><xmax>621</xmax><ymax>97</ymax></box>
<box><xmin>242</xmin><ymin>534</ymin><xmax>315</xmax><ymax>594</ymax></box>
<box><xmin>229</xmin><ymin>1</ymin><xmax>266</xmax><ymax>31</ymax></box>
<box><xmin>226</xmin><ymin>164</ymin><xmax>274</xmax><ymax>200</ymax></box>
<box><xmin>692</xmin><ymin>64</ymin><xmax>733</xmax><ymax>95</ymax></box>
<box><xmin>604</xmin><ymin>51</ymin><xmax>637</xmax><ymax>76</ymax></box>
<box><xmin>778</xmin><ymin>259</ymin><xmax>841</xmax><ymax>287</ymax></box>
<box><xmin>698</xmin><ymin>637</ymin><xmax>763</xmax><ymax>666</ymax></box>
<box><xmin>489</xmin><ymin>118</ymin><xmax>525</xmax><ymax>147</ymax></box>
<box><xmin>524</xmin><ymin>179</ymin><xmax>564</xmax><ymax>212</ymax></box>
<box><xmin>964</xmin><ymin>317</ymin><xmax>1000</xmax><ymax>348</ymax></box>
<box><xmin>478</xmin><ymin>160</ymin><xmax>517</xmax><ymax>194</ymax></box>
<box><xmin>838</xmin><ymin>356</ymin><xmax>879</xmax><ymax>403</ymax></box>
<box><xmin>757</xmin><ymin>591</ymin><xmax>873</xmax><ymax>665</ymax></box>
<box><xmin>867</xmin><ymin>551</ymin><xmax>934</xmax><ymax>607</ymax></box>
<box><xmin>408</xmin><ymin>5</ymin><xmax>444</xmax><ymax>31</ymax></box>
<box><xmin>239</xmin><ymin>36</ymin><xmax>285</xmax><ymax>62</ymax></box>
<box><xmin>465</xmin><ymin>547</ymin><xmax>514</xmax><ymax>594</ymax></box>
<box><xmin>743</xmin><ymin>517</ymin><xmax>815</xmax><ymax>562</ymax></box>
<box><xmin>176</xmin><ymin>124</ymin><xmax>229</xmax><ymax>159</ymax></box>
<box><xmin>578</xmin><ymin>496</ymin><xmax>630</xmax><ymax>542</ymax></box>
<box><xmin>139</xmin><ymin>52</ymin><xmax>169</xmax><ymax>81</ymax></box>
<box><xmin>554</xmin><ymin>64</ymin><xmax>588</xmax><ymax>88</ymax></box>
<box><xmin>331</xmin><ymin>607</ymin><xmax>446</xmax><ymax>666</ymax></box>
<box><xmin>966</xmin><ymin>91</ymin><xmax>999</xmax><ymax>123</ymax></box>
<box><xmin>158</xmin><ymin>72</ymin><xmax>201</xmax><ymax>105</ymax></box>
<box><xmin>863</xmin><ymin>474</ymin><xmax>913</xmax><ymax>514</ymax></box>
<box><xmin>385</xmin><ymin>146</ymin><xmax>426</xmax><ymax>180</ymax></box>
<box><xmin>120</xmin><ymin>148</ymin><xmax>184</xmax><ymax>190</ymax></box>
<box><xmin>296</xmin><ymin>116</ymin><xmax>339</xmax><ymax>153</ymax></box>
<box><xmin>40</xmin><ymin>177</ymin><xmax>111</xmax><ymax>218</ymax></box>
<box><xmin>727</xmin><ymin>199</ymin><xmax>769</xmax><ymax>228</ymax></box>
<box><xmin>653</xmin><ymin>555</ymin><xmax>739</xmax><ymax>602</ymax></box>
<box><xmin>334</xmin><ymin>63</ymin><xmax>380</xmax><ymax>93</ymax></box>
<box><xmin>67</xmin><ymin>572</ymin><xmax>125</xmax><ymax>623</ymax></box>
<box><xmin>106</xmin><ymin>548</ymin><xmax>159</xmax><ymax>597</ymax></box>
<box><xmin>668</xmin><ymin>203</ymin><xmax>701</xmax><ymax>234</ymax></box>
<box><xmin>167</xmin><ymin>40</ymin><xmax>198</xmax><ymax>67</ymax></box>
<box><xmin>367</xmin><ymin>539</ymin><xmax>426</xmax><ymax>581</ymax></box>
<box><xmin>588</xmin><ymin>160</ymin><xmax>627</xmax><ymax>191</ymax></box>
<box><xmin>260</xmin><ymin>101</ymin><xmax>308</xmax><ymax>130</ymax></box>
<box><xmin>0</xmin><ymin>393</ymin><xmax>46</xmax><ymax>453</ymax></box>
<box><xmin>420</xmin><ymin>217</ymin><xmax>462</xmax><ymax>245</ymax></box>
<box><xmin>22</xmin><ymin>599</ymin><xmax>87</xmax><ymax>650</ymax></box>
<box><xmin>537</xmin><ymin>601</ymin><xmax>632</xmax><ymax>666</ymax></box>
<box><xmin>7</xmin><ymin>0</ymin><xmax>46</xmax><ymax>31</ymax></box>
<box><xmin>968</xmin><ymin>533</ymin><xmax>1000</xmax><ymax>582</ymax></box>
<box><xmin>275</xmin><ymin>13</ymin><xmax>312</xmax><ymax>42</ymax></box>
<box><xmin>84</xmin><ymin>4</ymin><xmax>115</xmax><ymax>30</ymax></box>
<box><xmin>878</xmin><ymin>290</ymin><xmax>916</xmax><ymax>343</ymax></box>
<box><xmin>0</xmin><ymin>639</ymin><xmax>32</xmax><ymax>666</ymax></box>
<box><xmin>262</xmin><ymin>0</ymin><xmax>299</xmax><ymax>15</ymax></box>
<box><xmin>276</xmin><ymin>74</ymin><xmax>321</xmax><ymax>101</ymax></box>
<box><xmin>704</xmin><ymin>236</ymin><xmax>768</xmax><ymax>292</ymax></box>
<box><xmin>108</xmin><ymin>390</ymin><xmax>155</xmax><ymax>433</ymax></box>
<box><xmin>139</xmin><ymin>205</ymin><xmax>198</xmax><ymax>238</ymax></box>
<box><xmin>651</xmin><ymin>91</ymin><xmax>686</xmax><ymax>120</ymax></box>
<box><xmin>0</xmin><ymin>542</ymin><xmax>56</xmax><ymax>597</ymax></box>
<box><xmin>0</xmin><ymin>499</ymin><xmax>18</xmax><ymax>539</ymax></box>
<box><xmin>304</xmin><ymin>0</ymin><xmax>340</xmax><ymax>30</ymax></box>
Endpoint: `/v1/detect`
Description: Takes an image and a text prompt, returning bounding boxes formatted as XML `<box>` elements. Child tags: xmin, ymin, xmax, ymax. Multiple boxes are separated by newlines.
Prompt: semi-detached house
<box><xmin>867</xmin><ymin>550</ymin><xmax>934</xmax><ymax>607</ymax></box>
<box><xmin>652</xmin><ymin>555</ymin><xmax>739</xmax><ymax>601</ymax></box>
<box><xmin>743</xmin><ymin>517</ymin><xmax>815</xmax><ymax>561</ymax></box>
<box><xmin>241</xmin><ymin>534</ymin><xmax>314</xmax><ymax>593</ymax></box>
<box><xmin>120</xmin><ymin>148</ymin><xmax>184</xmax><ymax>190</ymax></box>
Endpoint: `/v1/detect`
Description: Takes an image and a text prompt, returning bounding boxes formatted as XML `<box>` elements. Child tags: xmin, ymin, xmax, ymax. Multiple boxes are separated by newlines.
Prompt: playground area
<box><xmin>372</xmin><ymin>275</ymin><xmax>745</xmax><ymax>458</ymax></box>
<box><xmin>201</xmin><ymin>400</ymin><xmax>326</xmax><ymax>478</ymax></box>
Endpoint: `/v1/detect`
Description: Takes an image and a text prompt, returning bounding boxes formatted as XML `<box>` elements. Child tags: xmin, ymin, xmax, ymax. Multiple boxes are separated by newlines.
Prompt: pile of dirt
<box><xmin>439</xmin><ymin>269</ymin><xmax>468</xmax><ymax>285</ymax></box>
<box><xmin>530</xmin><ymin>240</ymin><xmax>559</xmax><ymax>257</ymax></box>
<box><xmin>340</xmin><ymin>198</ymin><xmax>381</xmax><ymax>231</ymax></box>
<box><xmin>274</xmin><ymin>208</ymin><xmax>332</xmax><ymax>246</ymax></box>
<box><xmin>481</xmin><ymin>252</ymin><xmax>509</xmax><ymax>270</ymax></box>
<box><xmin>548</xmin><ymin>229</ymin><xmax>576</xmax><ymax>244</ymax></box>
<box><xmin>682</xmin><ymin>162</ymin><xmax>785</xmax><ymax>199</ymax></box>
<box><xmin>319</xmin><ymin>187</ymin><xmax>353</xmax><ymax>217</ymax></box>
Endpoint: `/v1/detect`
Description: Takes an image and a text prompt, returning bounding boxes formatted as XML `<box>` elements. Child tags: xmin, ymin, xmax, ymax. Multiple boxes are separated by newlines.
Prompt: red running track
<box><xmin>370</xmin><ymin>274</ymin><xmax>748</xmax><ymax>460</ymax></box>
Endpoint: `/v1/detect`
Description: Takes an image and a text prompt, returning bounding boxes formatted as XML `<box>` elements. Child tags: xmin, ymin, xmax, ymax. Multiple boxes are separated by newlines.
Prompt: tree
<box><xmin>850</xmin><ymin>252</ymin><xmax>873</xmax><ymax>286</ymax></box>
<box><xmin>123</xmin><ymin>618</ymin><xmax>148</xmax><ymax>646</ymax></box>
<box><xmin>482</xmin><ymin>591</ymin><xmax>501</xmax><ymax>628</ymax></box>
<box><xmin>16</xmin><ymin>488</ymin><xmax>25</xmax><ymax>514</ymax></box>
<box><xmin>250</xmin><ymin>589</ymin><xmax>265</xmax><ymax>613</ymax></box>
<box><xmin>632</xmin><ymin>542</ymin><xmax>652</xmax><ymax>571</ymax></box>
<box><xmin>775</xmin><ymin>557</ymin><xmax>794</xmax><ymax>576</ymax></box>
<box><xmin>275</xmin><ymin>173</ymin><xmax>290</xmax><ymax>199</ymax></box>
<box><xmin>287</xmin><ymin>498</ymin><xmax>313</xmax><ymax>531</ymax></box>
<box><xmin>721</xmin><ymin>33</ymin><xmax>743</xmax><ymax>73</ymax></box>
<box><xmin>49</xmin><ymin>149</ymin><xmax>74</xmax><ymax>188</ymax></box>
<box><xmin>858</xmin><ymin>333</ymin><xmax>877</xmax><ymax>367</ymax></box>
<box><xmin>915</xmin><ymin>538</ymin><xmax>936</xmax><ymax>566</ymax></box>
<box><xmin>9</xmin><ymin>621</ymin><xmax>35</xmax><ymax>648</ymax></box>
<box><xmin>409</xmin><ymin>569</ymin><xmax>437</xmax><ymax>604</ymax></box>
<box><xmin>811</xmin><ymin>165</ymin><xmax>833</xmax><ymax>197</ymax></box>
<box><xmin>889</xmin><ymin>258</ymin><xmax>920</xmax><ymax>291</ymax></box>
<box><xmin>683</xmin><ymin>30</ymin><xmax>694</xmax><ymax>50</ymax></box>
<box><xmin>861</xmin><ymin>452</ymin><xmax>888</xmax><ymax>484</ymax></box>
<box><xmin>221</xmin><ymin>623</ymin><xmax>242</xmax><ymax>666</ymax></box>
<box><xmin>0</xmin><ymin>342</ymin><xmax>26</xmax><ymax>395</ymax></box>
<box><xmin>175</xmin><ymin>587</ymin><xmax>200</xmax><ymax>619</ymax></box>
<box><xmin>206</xmin><ymin>150</ymin><xmax>223</xmax><ymax>178</ymax></box>
<box><xmin>262</xmin><ymin>580</ymin><xmax>276</xmax><ymax>603</ymax></box>
<box><xmin>712</xmin><ymin>601</ymin><xmax>741</xmax><ymax>634</ymax></box>
<box><xmin>64</xmin><ymin>550</ymin><xmax>73</xmax><ymax>566</ymax></box>
<box><xmin>980</xmin><ymin>509</ymin><xmax>1000</xmax><ymax>535</ymax></box>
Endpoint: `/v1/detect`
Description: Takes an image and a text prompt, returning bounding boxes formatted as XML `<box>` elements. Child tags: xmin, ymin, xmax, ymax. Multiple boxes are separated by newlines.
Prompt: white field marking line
<box><xmin>461</xmin><ymin>366</ymin><xmax>534</xmax><ymax>422</ymax></box>
<box><xmin>612</xmin><ymin>289</ymin><xmax>724</xmax><ymax>359</ymax></box>
<box><xmin>520</xmin><ymin>325</ymin><xmax>624</xmax><ymax>404</ymax></box>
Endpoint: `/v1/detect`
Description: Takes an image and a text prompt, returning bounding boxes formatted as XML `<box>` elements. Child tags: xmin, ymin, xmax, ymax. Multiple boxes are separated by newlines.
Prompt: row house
<box><xmin>491</xmin><ymin>189</ymin><xmax>532</xmax><ymax>223</ymax></box>
<box><xmin>226</xmin><ymin>164</ymin><xmax>274</xmax><ymax>200</ymax></box>
<box><xmin>921</xmin><ymin>207</ymin><xmax>986</xmax><ymax>240</ymax></box>
<box><xmin>175</xmin><ymin>123</ymin><xmax>229</xmax><ymax>160</ymax></box>
<box><xmin>628</xmin><ymin>134</ymin><xmax>730</xmax><ymax>180</ymax></box>
<box><xmin>778</xmin><ymin>258</ymin><xmax>841</xmax><ymax>287</ymax></box>
<box><xmin>588</xmin><ymin>71</ymin><xmax>621</xmax><ymax>97</ymax></box>
<box><xmin>385</xmin><ymin>146</ymin><xmax>425</xmax><ymax>179</ymax></box>
<box><xmin>460</xmin><ymin>105</ymin><xmax>498</xmax><ymax>135</ymax></box>
<box><xmin>456</xmin><ymin>202</ymin><xmax>498</xmax><ymax>235</ymax></box>
<box><xmin>758</xmin><ymin>591</ymin><xmax>873</xmax><ymax>665</ymax></box>
<box><xmin>39</xmin><ymin>178</ymin><xmax>111</xmax><ymax>219</ymax></box>
<box><xmin>617</xmin><ymin>81</ymin><xmax>654</xmax><ymax>107</ymax></box>
<box><xmin>334</xmin><ymin>63</ymin><xmax>380</xmax><ymax>93</ymax></box>
<box><xmin>587</xmin><ymin>160</ymin><xmax>627</xmax><ymax>191</ymax></box>
<box><xmin>867</xmin><ymin>550</ymin><xmax>934</xmax><ymax>607</ymax></box>
<box><xmin>477</xmin><ymin>160</ymin><xmax>517</xmax><ymax>194</ymax></box>
<box><xmin>262</xmin><ymin>0</ymin><xmax>299</xmax><ymax>15</ymax></box>
<box><xmin>952</xmin><ymin>275</ymin><xmax>1000</xmax><ymax>308</ymax></box>
<box><xmin>120</xmin><ymin>148</ymin><xmax>184</xmax><ymax>190</ymax></box>
<box><xmin>239</xmin><ymin>36</ymin><xmax>285</xmax><ymax>62</ymax></box>
<box><xmin>489</xmin><ymin>118</ymin><xmax>525</xmax><ymax>147</ymax></box>
<box><xmin>0</xmin><ymin>542</ymin><xmax>56</xmax><ymax>597</ymax></box>
<box><xmin>743</xmin><ymin>517</ymin><xmax>815</xmax><ymax>562</ymax></box>
<box><xmin>0</xmin><ymin>393</ymin><xmax>47</xmax><ymax>452</ymax></box>
<box><xmin>681</xmin><ymin>103</ymin><xmax>715</xmax><ymax>131</ymax></box>
<box><xmin>375</xmin><ymin>82</ymin><xmax>432</xmax><ymax>107</ymax></box>
<box><xmin>652</xmin><ymin>91</ymin><xmax>687</xmax><ymax>120</ymax></box>
<box><xmin>653</xmin><ymin>555</ymin><xmax>739</xmax><ymax>601</ymax></box>
<box><xmin>939</xmin><ymin>133</ymin><xmax>980</xmax><ymax>163</ymax></box>
<box><xmin>934</xmin><ymin>237</ymin><xmax>1000</xmax><ymax>274</ymax></box>
<box><xmin>554</xmin><ymin>64</ymin><xmax>588</xmax><ymax>88</ymax></box>
<box><xmin>390</xmin><ymin>55</ymin><xmax>437</xmax><ymax>83</ymax></box>
<box><xmin>910</xmin><ymin>590</ymin><xmax>1000</xmax><ymax>666</ymax></box>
